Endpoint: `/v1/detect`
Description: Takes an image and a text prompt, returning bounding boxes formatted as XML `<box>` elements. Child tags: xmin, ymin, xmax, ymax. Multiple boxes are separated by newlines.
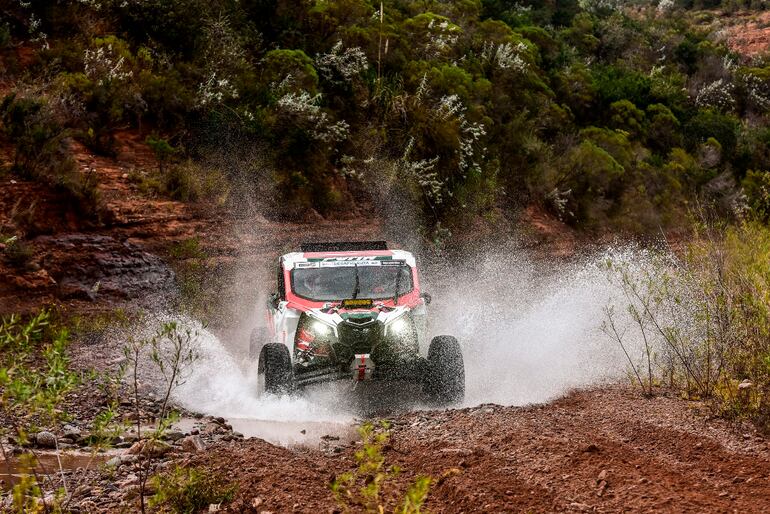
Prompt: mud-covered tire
<box><xmin>258</xmin><ymin>343</ymin><xmax>293</xmax><ymax>395</ymax></box>
<box><xmin>249</xmin><ymin>327</ymin><xmax>268</xmax><ymax>360</ymax></box>
<box><xmin>424</xmin><ymin>335</ymin><xmax>465</xmax><ymax>405</ymax></box>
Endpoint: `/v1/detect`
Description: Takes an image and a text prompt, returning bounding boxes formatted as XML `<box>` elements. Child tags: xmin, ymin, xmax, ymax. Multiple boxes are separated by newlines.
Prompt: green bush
<box><xmin>684</xmin><ymin>110</ymin><xmax>740</xmax><ymax>160</ymax></box>
<box><xmin>604</xmin><ymin>221</ymin><xmax>770</xmax><ymax>427</ymax></box>
<box><xmin>331</xmin><ymin>422</ymin><xmax>433</xmax><ymax>514</ymax></box>
<box><xmin>743</xmin><ymin>170</ymin><xmax>770</xmax><ymax>222</ymax></box>
<box><xmin>4</xmin><ymin>0</ymin><xmax>770</xmax><ymax>233</ymax></box>
<box><xmin>2</xmin><ymin>237</ymin><xmax>34</xmax><ymax>269</ymax></box>
<box><xmin>0</xmin><ymin>93</ymin><xmax>103</xmax><ymax>221</ymax></box>
<box><xmin>593</xmin><ymin>65</ymin><xmax>652</xmax><ymax>110</ymax></box>
<box><xmin>150</xmin><ymin>465</ymin><xmax>236</xmax><ymax>514</ymax></box>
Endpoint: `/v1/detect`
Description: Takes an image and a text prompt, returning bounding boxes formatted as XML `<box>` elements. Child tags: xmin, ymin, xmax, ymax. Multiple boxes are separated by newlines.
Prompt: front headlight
<box><xmin>385</xmin><ymin>315</ymin><xmax>414</xmax><ymax>338</ymax></box>
<box><xmin>310</xmin><ymin>320</ymin><xmax>332</xmax><ymax>337</ymax></box>
<box><xmin>388</xmin><ymin>317</ymin><xmax>410</xmax><ymax>336</ymax></box>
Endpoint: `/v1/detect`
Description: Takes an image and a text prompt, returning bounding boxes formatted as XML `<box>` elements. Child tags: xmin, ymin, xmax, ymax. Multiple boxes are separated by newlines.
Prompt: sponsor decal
<box><xmin>322</xmin><ymin>256</ymin><xmax>377</xmax><ymax>261</ymax></box>
<box><xmin>341</xmin><ymin>298</ymin><xmax>374</xmax><ymax>309</ymax></box>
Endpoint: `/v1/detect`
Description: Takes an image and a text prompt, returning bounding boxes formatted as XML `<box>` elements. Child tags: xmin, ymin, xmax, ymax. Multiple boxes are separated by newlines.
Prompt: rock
<box><xmin>252</xmin><ymin>497</ymin><xmax>264</xmax><ymax>508</ymax></box>
<box><xmin>63</xmin><ymin>425</ymin><xmax>82</xmax><ymax>440</ymax></box>
<box><xmin>209</xmin><ymin>504</ymin><xmax>221</xmax><ymax>512</ymax></box>
<box><xmin>568</xmin><ymin>502</ymin><xmax>592</xmax><ymax>512</ymax></box>
<box><xmin>116</xmin><ymin>474</ymin><xmax>139</xmax><ymax>489</ymax></box>
<box><xmin>181</xmin><ymin>435</ymin><xmax>206</xmax><ymax>453</ymax></box>
<box><xmin>72</xmin><ymin>484</ymin><xmax>92</xmax><ymax>498</ymax></box>
<box><xmin>127</xmin><ymin>439</ymin><xmax>172</xmax><ymax>457</ymax></box>
<box><xmin>215</xmin><ymin>417</ymin><xmax>226</xmax><ymax>425</ymax></box>
<box><xmin>105</xmin><ymin>456</ymin><xmax>122</xmax><ymax>468</ymax></box>
<box><xmin>597</xmin><ymin>480</ymin><xmax>608</xmax><ymax>497</ymax></box>
<box><xmin>163</xmin><ymin>430</ymin><xmax>185</xmax><ymax>442</ymax></box>
<box><xmin>582</xmin><ymin>444</ymin><xmax>600</xmax><ymax>453</ymax></box>
<box><xmin>597</xmin><ymin>469</ymin><xmax>608</xmax><ymax>482</ymax></box>
<box><xmin>738</xmin><ymin>380</ymin><xmax>753</xmax><ymax>390</ymax></box>
<box><xmin>77</xmin><ymin>500</ymin><xmax>98</xmax><ymax>511</ymax></box>
<box><xmin>35</xmin><ymin>431</ymin><xmax>57</xmax><ymax>448</ymax></box>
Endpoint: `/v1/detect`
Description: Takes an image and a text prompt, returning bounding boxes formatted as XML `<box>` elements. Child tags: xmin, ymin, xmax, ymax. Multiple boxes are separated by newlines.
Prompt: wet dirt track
<box><xmin>195</xmin><ymin>385</ymin><xmax>770</xmax><ymax>513</ymax></box>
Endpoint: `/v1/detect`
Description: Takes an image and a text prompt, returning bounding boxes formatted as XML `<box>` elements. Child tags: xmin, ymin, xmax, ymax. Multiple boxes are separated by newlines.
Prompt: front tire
<box><xmin>424</xmin><ymin>335</ymin><xmax>465</xmax><ymax>405</ymax></box>
<box><xmin>258</xmin><ymin>343</ymin><xmax>294</xmax><ymax>395</ymax></box>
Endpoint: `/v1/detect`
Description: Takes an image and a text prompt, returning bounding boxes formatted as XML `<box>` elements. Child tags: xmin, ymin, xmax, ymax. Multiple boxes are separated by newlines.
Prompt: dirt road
<box><xmin>197</xmin><ymin>386</ymin><xmax>770</xmax><ymax>513</ymax></box>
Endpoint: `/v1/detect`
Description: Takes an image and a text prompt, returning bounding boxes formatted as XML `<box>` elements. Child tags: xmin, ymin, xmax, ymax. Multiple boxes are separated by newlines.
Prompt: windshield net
<box><xmin>291</xmin><ymin>264</ymin><xmax>413</xmax><ymax>301</ymax></box>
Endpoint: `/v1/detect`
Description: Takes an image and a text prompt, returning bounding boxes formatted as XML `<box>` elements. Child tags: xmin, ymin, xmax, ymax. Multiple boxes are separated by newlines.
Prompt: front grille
<box><xmin>337</xmin><ymin>319</ymin><xmax>383</xmax><ymax>356</ymax></box>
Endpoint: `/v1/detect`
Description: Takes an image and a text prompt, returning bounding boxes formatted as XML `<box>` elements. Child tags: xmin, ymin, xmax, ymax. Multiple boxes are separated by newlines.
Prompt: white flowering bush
<box><xmin>695</xmin><ymin>78</ymin><xmax>736</xmax><ymax>112</ymax></box>
<box><xmin>405</xmin><ymin>14</ymin><xmax>462</xmax><ymax>59</ymax></box>
<box><xmin>197</xmin><ymin>71</ymin><xmax>239</xmax><ymax>107</ymax></box>
<box><xmin>742</xmin><ymin>72</ymin><xmax>770</xmax><ymax>113</ymax></box>
<box><xmin>434</xmin><ymin>95</ymin><xmax>487</xmax><ymax>176</ymax></box>
<box><xmin>84</xmin><ymin>44</ymin><xmax>133</xmax><ymax>86</ymax></box>
<box><xmin>400</xmin><ymin>137</ymin><xmax>445</xmax><ymax>205</ymax></box>
<box><xmin>316</xmin><ymin>41</ymin><xmax>369</xmax><ymax>83</ymax></box>
<box><xmin>275</xmin><ymin>90</ymin><xmax>350</xmax><ymax>143</ymax></box>
<box><xmin>578</xmin><ymin>0</ymin><xmax>621</xmax><ymax>14</ymax></box>
<box><xmin>482</xmin><ymin>41</ymin><xmax>529</xmax><ymax>73</ymax></box>
<box><xmin>656</xmin><ymin>0</ymin><xmax>675</xmax><ymax>13</ymax></box>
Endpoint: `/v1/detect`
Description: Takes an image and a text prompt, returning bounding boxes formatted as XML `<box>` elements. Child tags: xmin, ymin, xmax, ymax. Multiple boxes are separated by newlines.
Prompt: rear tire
<box><xmin>424</xmin><ymin>335</ymin><xmax>465</xmax><ymax>405</ymax></box>
<box><xmin>258</xmin><ymin>343</ymin><xmax>293</xmax><ymax>395</ymax></box>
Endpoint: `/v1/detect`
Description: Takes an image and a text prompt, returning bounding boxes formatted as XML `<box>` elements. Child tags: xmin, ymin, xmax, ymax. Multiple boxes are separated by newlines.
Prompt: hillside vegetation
<box><xmin>1</xmin><ymin>0</ymin><xmax>770</xmax><ymax>237</ymax></box>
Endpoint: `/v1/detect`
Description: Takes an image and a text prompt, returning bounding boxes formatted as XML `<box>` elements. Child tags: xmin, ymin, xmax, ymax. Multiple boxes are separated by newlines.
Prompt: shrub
<box><xmin>150</xmin><ymin>466</ymin><xmax>236</xmax><ymax>514</ymax></box>
<box><xmin>0</xmin><ymin>310</ymin><xmax>79</xmax><ymax>512</ymax></box>
<box><xmin>2</xmin><ymin>237</ymin><xmax>34</xmax><ymax>269</ymax></box>
<box><xmin>331</xmin><ymin>422</ymin><xmax>434</xmax><ymax>514</ymax></box>
<box><xmin>604</xmin><ymin>221</ymin><xmax>770</xmax><ymax>427</ymax></box>
<box><xmin>592</xmin><ymin>65</ymin><xmax>652</xmax><ymax>110</ymax></box>
<box><xmin>646</xmin><ymin>104</ymin><xmax>682</xmax><ymax>154</ymax></box>
<box><xmin>261</xmin><ymin>49</ymin><xmax>319</xmax><ymax>95</ymax></box>
<box><xmin>743</xmin><ymin>170</ymin><xmax>770</xmax><ymax>222</ymax></box>
<box><xmin>1</xmin><ymin>93</ymin><xmax>70</xmax><ymax>178</ymax></box>
<box><xmin>608</xmin><ymin>99</ymin><xmax>645</xmax><ymax>139</ymax></box>
<box><xmin>0</xmin><ymin>92</ymin><xmax>103</xmax><ymax>221</ymax></box>
<box><xmin>684</xmin><ymin>110</ymin><xmax>739</xmax><ymax>159</ymax></box>
<box><xmin>146</xmin><ymin>135</ymin><xmax>177</xmax><ymax>173</ymax></box>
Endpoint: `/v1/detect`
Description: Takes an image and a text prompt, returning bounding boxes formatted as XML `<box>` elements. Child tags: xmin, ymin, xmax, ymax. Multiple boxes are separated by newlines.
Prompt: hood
<box><xmin>306</xmin><ymin>301</ymin><xmax>411</xmax><ymax>329</ymax></box>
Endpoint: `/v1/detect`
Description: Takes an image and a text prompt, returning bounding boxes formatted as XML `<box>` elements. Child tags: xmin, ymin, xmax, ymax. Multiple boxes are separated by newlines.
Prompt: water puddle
<box><xmin>172</xmin><ymin>417</ymin><xmax>357</xmax><ymax>449</ymax></box>
<box><xmin>228</xmin><ymin>418</ymin><xmax>357</xmax><ymax>448</ymax></box>
<box><xmin>0</xmin><ymin>451</ymin><xmax>114</xmax><ymax>489</ymax></box>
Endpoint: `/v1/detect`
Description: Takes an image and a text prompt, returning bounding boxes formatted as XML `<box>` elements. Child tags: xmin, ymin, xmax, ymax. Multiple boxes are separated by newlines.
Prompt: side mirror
<box><xmin>420</xmin><ymin>292</ymin><xmax>432</xmax><ymax>305</ymax></box>
<box><xmin>267</xmin><ymin>292</ymin><xmax>280</xmax><ymax>310</ymax></box>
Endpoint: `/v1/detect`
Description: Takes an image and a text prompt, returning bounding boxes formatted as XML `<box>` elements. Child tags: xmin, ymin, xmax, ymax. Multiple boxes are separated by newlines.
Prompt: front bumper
<box><xmin>293</xmin><ymin>356</ymin><xmax>428</xmax><ymax>388</ymax></box>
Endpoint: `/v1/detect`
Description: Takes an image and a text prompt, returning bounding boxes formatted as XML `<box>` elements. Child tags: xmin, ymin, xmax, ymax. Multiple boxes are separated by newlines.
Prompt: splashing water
<box><xmin>171</xmin><ymin>246</ymin><xmax>648</xmax><ymax>424</ymax></box>
<box><xmin>426</xmin><ymin>248</ymin><xmax>637</xmax><ymax>406</ymax></box>
<box><xmin>172</xmin><ymin>324</ymin><xmax>353</xmax><ymax>423</ymax></box>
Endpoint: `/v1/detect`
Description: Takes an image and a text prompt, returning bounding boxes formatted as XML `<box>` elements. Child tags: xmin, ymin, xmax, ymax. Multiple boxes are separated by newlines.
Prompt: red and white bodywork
<box><xmin>264</xmin><ymin>247</ymin><xmax>428</xmax><ymax>359</ymax></box>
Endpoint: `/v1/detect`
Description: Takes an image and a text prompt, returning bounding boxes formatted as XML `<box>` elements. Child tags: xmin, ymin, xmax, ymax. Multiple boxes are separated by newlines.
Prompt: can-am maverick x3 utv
<box><xmin>249</xmin><ymin>241</ymin><xmax>464</xmax><ymax>405</ymax></box>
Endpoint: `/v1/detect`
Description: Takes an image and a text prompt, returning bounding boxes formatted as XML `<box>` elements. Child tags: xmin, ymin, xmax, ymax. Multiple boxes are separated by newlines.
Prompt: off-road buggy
<box><xmin>249</xmin><ymin>241</ymin><xmax>465</xmax><ymax>405</ymax></box>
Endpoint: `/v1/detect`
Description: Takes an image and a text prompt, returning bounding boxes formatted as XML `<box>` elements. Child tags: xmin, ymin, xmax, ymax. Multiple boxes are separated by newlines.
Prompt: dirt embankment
<box><xmin>201</xmin><ymin>386</ymin><xmax>770</xmax><ymax>513</ymax></box>
<box><xmin>726</xmin><ymin>11</ymin><xmax>770</xmax><ymax>57</ymax></box>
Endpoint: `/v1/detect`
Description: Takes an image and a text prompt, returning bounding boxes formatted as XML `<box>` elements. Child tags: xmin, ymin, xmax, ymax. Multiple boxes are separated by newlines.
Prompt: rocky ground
<box><xmin>4</xmin><ymin>386</ymin><xmax>770</xmax><ymax>513</ymax></box>
<box><xmin>726</xmin><ymin>11</ymin><xmax>770</xmax><ymax>57</ymax></box>
<box><xmin>183</xmin><ymin>386</ymin><xmax>770</xmax><ymax>513</ymax></box>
